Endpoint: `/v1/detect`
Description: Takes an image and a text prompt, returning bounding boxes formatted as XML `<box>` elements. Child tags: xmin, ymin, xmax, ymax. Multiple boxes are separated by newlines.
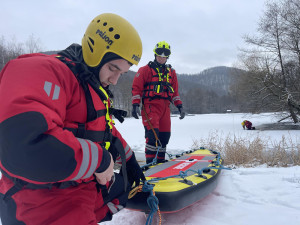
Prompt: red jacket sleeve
<box><xmin>0</xmin><ymin>54</ymin><xmax>110</xmax><ymax>185</ymax></box>
<box><xmin>131</xmin><ymin>65</ymin><xmax>150</xmax><ymax>105</ymax></box>
<box><xmin>170</xmin><ymin>68</ymin><xmax>183</xmax><ymax>106</ymax></box>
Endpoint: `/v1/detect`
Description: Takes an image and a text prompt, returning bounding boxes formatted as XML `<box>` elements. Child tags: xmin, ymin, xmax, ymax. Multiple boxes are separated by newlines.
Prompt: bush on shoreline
<box><xmin>192</xmin><ymin>131</ymin><xmax>300</xmax><ymax>167</ymax></box>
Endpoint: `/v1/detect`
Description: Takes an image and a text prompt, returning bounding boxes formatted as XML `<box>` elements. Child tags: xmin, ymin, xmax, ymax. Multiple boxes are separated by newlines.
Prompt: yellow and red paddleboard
<box><xmin>126</xmin><ymin>148</ymin><xmax>224</xmax><ymax>213</ymax></box>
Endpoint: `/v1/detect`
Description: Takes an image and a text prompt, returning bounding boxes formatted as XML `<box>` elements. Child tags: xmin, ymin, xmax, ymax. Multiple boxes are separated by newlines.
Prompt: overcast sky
<box><xmin>2</xmin><ymin>0</ymin><xmax>267</xmax><ymax>74</ymax></box>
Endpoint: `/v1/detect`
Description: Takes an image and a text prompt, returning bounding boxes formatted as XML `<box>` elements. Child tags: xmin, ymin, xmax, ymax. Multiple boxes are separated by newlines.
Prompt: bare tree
<box><xmin>25</xmin><ymin>34</ymin><xmax>43</xmax><ymax>53</ymax></box>
<box><xmin>0</xmin><ymin>35</ymin><xmax>43</xmax><ymax>71</ymax></box>
<box><xmin>238</xmin><ymin>0</ymin><xmax>300</xmax><ymax>123</ymax></box>
<box><xmin>0</xmin><ymin>36</ymin><xmax>24</xmax><ymax>70</ymax></box>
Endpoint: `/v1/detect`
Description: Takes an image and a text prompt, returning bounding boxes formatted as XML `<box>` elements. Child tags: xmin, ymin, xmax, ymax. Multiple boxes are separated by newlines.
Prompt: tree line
<box><xmin>233</xmin><ymin>0</ymin><xmax>300</xmax><ymax>123</ymax></box>
<box><xmin>0</xmin><ymin>34</ymin><xmax>42</xmax><ymax>71</ymax></box>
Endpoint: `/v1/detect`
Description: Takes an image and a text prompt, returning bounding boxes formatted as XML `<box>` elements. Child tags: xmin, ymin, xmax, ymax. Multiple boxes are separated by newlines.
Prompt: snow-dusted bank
<box><xmin>116</xmin><ymin>112</ymin><xmax>300</xmax><ymax>158</ymax></box>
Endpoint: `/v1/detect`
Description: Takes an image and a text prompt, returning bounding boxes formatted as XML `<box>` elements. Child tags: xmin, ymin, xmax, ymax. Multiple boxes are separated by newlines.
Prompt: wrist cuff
<box><xmin>96</xmin><ymin>148</ymin><xmax>111</xmax><ymax>173</ymax></box>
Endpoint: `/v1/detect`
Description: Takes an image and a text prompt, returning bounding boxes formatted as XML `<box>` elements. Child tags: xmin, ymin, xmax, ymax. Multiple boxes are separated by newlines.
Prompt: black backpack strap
<box><xmin>2</xmin><ymin>180</ymin><xmax>25</xmax><ymax>200</ymax></box>
<box><xmin>56</xmin><ymin>56</ymin><xmax>97</xmax><ymax>122</ymax></box>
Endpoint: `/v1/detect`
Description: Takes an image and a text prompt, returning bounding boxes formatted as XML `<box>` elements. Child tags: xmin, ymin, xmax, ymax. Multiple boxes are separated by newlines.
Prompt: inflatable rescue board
<box><xmin>126</xmin><ymin>148</ymin><xmax>224</xmax><ymax>213</ymax></box>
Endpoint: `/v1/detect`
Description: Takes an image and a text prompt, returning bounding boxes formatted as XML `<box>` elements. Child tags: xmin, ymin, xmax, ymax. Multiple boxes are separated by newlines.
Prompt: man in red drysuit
<box><xmin>241</xmin><ymin>120</ymin><xmax>255</xmax><ymax>130</ymax></box>
<box><xmin>0</xmin><ymin>13</ymin><xmax>145</xmax><ymax>225</ymax></box>
<box><xmin>131</xmin><ymin>41</ymin><xmax>185</xmax><ymax>164</ymax></box>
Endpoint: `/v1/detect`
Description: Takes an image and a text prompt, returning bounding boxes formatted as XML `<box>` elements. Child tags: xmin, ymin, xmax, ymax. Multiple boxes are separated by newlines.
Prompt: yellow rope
<box><xmin>128</xmin><ymin>185</ymin><xmax>143</xmax><ymax>199</ymax></box>
<box><xmin>152</xmin><ymin>190</ymin><xmax>162</xmax><ymax>225</ymax></box>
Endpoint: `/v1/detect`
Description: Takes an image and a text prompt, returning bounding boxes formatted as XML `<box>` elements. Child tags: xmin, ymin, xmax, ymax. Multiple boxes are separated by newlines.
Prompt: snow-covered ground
<box><xmin>101</xmin><ymin>113</ymin><xmax>300</xmax><ymax>225</ymax></box>
<box><xmin>117</xmin><ymin>112</ymin><xmax>300</xmax><ymax>158</ymax></box>
<box><xmin>1</xmin><ymin>113</ymin><xmax>299</xmax><ymax>225</ymax></box>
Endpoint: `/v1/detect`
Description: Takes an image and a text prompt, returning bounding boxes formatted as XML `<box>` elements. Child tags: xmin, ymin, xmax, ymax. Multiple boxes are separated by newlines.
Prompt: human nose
<box><xmin>108</xmin><ymin>73</ymin><xmax>121</xmax><ymax>85</ymax></box>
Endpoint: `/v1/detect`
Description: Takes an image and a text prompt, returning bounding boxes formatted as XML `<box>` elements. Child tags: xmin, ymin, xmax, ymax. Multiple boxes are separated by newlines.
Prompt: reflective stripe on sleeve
<box><xmin>172</xmin><ymin>96</ymin><xmax>181</xmax><ymax>103</ymax></box>
<box><xmin>82</xmin><ymin>140</ymin><xmax>99</xmax><ymax>179</ymax></box>
<box><xmin>116</xmin><ymin>144</ymin><xmax>133</xmax><ymax>164</ymax></box>
<box><xmin>107</xmin><ymin>202</ymin><xmax>124</xmax><ymax>214</ymax></box>
<box><xmin>124</xmin><ymin>144</ymin><xmax>132</xmax><ymax>160</ymax></box>
<box><xmin>72</xmin><ymin>138</ymin><xmax>99</xmax><ymax>180</ymax></box>
<box><xmin>131</xmin><ymin>95</ymin><xmax>141</xmax><ymax>101</ymax></box>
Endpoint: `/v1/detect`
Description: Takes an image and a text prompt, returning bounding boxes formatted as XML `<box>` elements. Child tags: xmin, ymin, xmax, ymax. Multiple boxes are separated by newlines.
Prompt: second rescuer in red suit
<box><xmin>131</xmin><ymin>41</ymin><xmax>185</xmax><ymax>164</ymax></box>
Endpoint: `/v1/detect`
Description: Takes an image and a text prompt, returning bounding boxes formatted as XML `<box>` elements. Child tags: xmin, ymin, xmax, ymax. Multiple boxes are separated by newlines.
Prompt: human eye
<box><xmin>108</xmin><ymin>64</ymin><xmax>117</xmax><ymax>72</ymax></box>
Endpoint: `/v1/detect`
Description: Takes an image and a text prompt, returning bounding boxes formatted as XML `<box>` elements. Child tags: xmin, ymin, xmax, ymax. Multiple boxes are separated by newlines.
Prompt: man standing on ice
<box><xmin>131</xmin><ymin>41</ymin><xmax>185</xmax><ymax>164</ymax></box>
<box><xmin>0</xmin><ymin>13</ymin><xmax>145</xmax><ymax>225</ymax></box>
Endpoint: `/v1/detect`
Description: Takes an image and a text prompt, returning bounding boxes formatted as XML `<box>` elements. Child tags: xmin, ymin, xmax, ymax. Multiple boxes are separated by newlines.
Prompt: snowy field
<box><xmin>1</xmin><ymin>113</ymin><xmax>299</xmax><ymax>225</ymax></box>
<box><xmin>117</xmin><ymin>112</ymin><xmax>300</xmax><ymax>159</ymax></box>
<box><xmin>102</xmin><ymin>113</ymin><xmax>300</xmax><ymax>225</ymax></box>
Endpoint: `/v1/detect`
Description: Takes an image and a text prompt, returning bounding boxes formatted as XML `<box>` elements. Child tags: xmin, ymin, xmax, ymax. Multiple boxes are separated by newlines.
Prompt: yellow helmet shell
<box><xmin>82</xmin><ymin>13</ymin><xmax>142</xmax><ymax>67</ymax></box>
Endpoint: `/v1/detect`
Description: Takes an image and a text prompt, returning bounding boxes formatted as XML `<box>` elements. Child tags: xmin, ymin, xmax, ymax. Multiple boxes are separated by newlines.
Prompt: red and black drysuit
<box><xmin>132</xmin><ymin>61</ymin><xmax>183</xmax><ymax>163</ymax></box>
<box><xmin>0</xmin><ymin>44</ymin><xmax>142</xmax><ymax>225</ymax></box>
<box><xmin>244</xmin><ymin>120</ymin><xmax>253</xmax><ymax>130</ymax></box>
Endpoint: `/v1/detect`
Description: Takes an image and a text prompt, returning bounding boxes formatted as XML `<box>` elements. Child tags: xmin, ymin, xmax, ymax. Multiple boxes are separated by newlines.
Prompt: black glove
<box><xmin>126</xmin><ymin>152</ymin><xmax>146</xmax><ymax>187</ymax></box>
<box><xmin>177</xmin><ymin>104</ymin><xmax>185</xmax><ymax>120</ymax></box>
<box><xmin>131</xmin><ymin>104</ymin><xmax>141</xmax><ymax>119</ymax></box>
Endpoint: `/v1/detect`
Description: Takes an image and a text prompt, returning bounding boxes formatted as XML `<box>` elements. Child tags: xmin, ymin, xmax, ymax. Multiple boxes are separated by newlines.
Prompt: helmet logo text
<box><xmin>132</xmin><ymin>54</ymin><xmax>140</xmax><ymax>62</ymax></box>
<box><xmin>96</xmin><ymin>29</ymin><xmax>113</xmax><ymax>46</ymax></box>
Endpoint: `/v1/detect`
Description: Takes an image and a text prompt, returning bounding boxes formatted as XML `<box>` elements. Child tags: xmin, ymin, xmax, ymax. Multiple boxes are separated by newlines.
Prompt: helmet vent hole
<box><xmin>88</xmin><ymin>42</ymin><xmax>94</xmax><ymax>53</ymax></box>
<box><xmin>103</xmin><ymin>22</ymin><xmax>107</xmax><ymax>26</ymax></box>
<box><xmin>109</xmin><ymin>27</ymin><xmax>114</xmax><ymax>32</ymax></box>
<box><xmin>114</xmin><ymin>34</ymin><xmax>120</xmax><ymax>39</ymax></box>
<box><xmin>88</xmin><ymin>37</ymin><xmax>94</xmax><ymax>45</ymax></box>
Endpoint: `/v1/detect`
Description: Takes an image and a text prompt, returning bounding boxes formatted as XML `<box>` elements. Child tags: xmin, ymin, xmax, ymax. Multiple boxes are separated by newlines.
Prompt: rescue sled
<box><xmin>126</xmin><ymin>148</ymin><xmax>225</xmax><ymax>213</ymax></box>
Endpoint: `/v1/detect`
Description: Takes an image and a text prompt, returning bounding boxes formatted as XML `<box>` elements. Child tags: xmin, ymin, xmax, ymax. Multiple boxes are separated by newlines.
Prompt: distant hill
<box><xmin>178</xmin><ymin>66</ymin><xmax>242</xmax><ymax>96</ymax></box>
<box><xmin>41</xmin><ymin>51</ymin><xmax>239</xmax><ymax>98</ymax></box>
<box><xmin>116</xmin><ymin>66</ymin><xmax>241</xmax><ymax>96</ymax></box>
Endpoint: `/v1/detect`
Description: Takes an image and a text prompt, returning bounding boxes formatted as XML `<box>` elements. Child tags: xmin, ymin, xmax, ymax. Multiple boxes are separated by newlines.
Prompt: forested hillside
<box><xmin>112</xmin><ymin>66</ymin><xmax>241</xmax><ymax>115</ymax></box>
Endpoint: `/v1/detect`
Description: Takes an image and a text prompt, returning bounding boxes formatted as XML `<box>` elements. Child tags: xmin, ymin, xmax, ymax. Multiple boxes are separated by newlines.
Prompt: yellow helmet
<box><xmin>82</xmin><ymin>13</ymin><xmax>142</xmax><ymax>67</ymax></box>
<box><xmin>153</xmin><ymin>41</ymin><xmax>171</xmax><ymax>57</ymax></box>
